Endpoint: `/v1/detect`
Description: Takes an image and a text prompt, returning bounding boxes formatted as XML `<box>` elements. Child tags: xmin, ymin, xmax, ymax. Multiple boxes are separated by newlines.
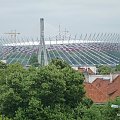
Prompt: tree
<box><xmin>82</xmin><ymin>105</ymin><xmax>102</xmax><ymax>120</ymax></box>
<box><xmin>4</xmin><ymin>60</ymin><xmax>120</xmax><ymax>120</ymax></box>
<box><xmin>98</xmin><ymin>65</ymin><xmax>111</xmax><ymax>75</ymax></box>
<box><xmin>116</xmin><ymin>64</ymin><xmax>120</xmax><ymax>72</ymax></box>
<box><xmin>0</xmin><ymin>59</ymin><xmax>86</xmax><ymax>119</ymax></box>
<box><xmin>0</xmin><ymin>63</ymin><xmax>30</xmax><ymax>118</ymax></box>
<box><xmin>99</xmin><ymin>97</ymin><xmax>120</xmax><ymax>120</ymax></box>
<box><xmin>50</xmin><ymin>58</ymin><xmax>71</xmax><ymax>69</ymax></box>
<box><xmin>29</xmin><ymin>54</ymin><xmax>40</xmax><ymax>67</ymax></box>
<box><xmin>0</xmin><ymin>61</ymin><xmax>7</xmax><ymax>69</ymax></box>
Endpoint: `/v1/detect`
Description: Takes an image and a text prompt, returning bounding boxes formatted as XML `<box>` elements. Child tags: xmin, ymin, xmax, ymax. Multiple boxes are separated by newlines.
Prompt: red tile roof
<box><xmin>84</xmin><ymin>83</ymin><xmax>108</xmax><ymax>103</ymax></box>
<box><xmin>84</xmin><ymin>75</ymin><xmax>120</xmax><ymax>103</ymax></box>
<box><xmin>108</xmin><ymin>75</ymin><xmax>120</xmax><ymax>100</ymax></box>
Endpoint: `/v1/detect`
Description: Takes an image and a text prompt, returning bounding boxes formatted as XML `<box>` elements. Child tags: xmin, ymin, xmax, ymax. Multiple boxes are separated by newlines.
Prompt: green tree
<box><xmin>0</xmin><ymin>63</ymin><xmax>29</xmax><ymax>118</ymax></box>
<box><xmin>29</xmin><ymin>54</ymin><xmax>40</xmax><ymax>67</ymax></box>
<box><xmin>0</xmin><ymin>61</ymin><xmax>7</xmax><ymax>69</ymax></box>
<box><xmin>93</xmin><ymin>97</ymin><xmax>120</xmax><ymax>120</ymax></box>
<box><xmin>116</xmin><ymin>64</ymin><xmax>120</xmax><ymax>72</ymax></box>
<box><xmin>0</xmin><ymin>59</ymin><xmax>86</xmax><ymax>119</ymax></box>
<box><xmin>98</xmin><ymin>65</ymin><xmax>111</xmax><ymax>75</ymax></box>
<box><xmin>4</xmin><ymin>60</ymin><xmax>120</xmax><ymax>120</ymax></box>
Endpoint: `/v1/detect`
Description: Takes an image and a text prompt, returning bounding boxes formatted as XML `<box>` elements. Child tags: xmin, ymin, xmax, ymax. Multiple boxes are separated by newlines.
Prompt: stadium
<box><xmin>0</xmin><ymin>19</ymin><xmax>120</xmax><ymax>67</ymax></box>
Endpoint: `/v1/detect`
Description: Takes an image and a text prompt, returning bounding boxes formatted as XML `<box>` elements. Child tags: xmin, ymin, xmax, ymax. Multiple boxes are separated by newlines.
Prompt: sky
<box><xmin>0</xmin><ymin>0</ymin><xmax>120</xmax><ymax>39</ymax></box>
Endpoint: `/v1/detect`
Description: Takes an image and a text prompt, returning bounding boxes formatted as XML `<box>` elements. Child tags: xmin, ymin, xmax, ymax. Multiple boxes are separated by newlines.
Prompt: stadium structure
<box><xmin>0</xmin><ymin>18</ymin><xmax>120</xmax><ymax>67</ymax></box>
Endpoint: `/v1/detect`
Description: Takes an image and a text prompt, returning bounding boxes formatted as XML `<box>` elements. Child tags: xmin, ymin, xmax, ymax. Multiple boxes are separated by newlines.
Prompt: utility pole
<box><xmin>38</xmin><ymin>18</ymin><xmax>48</xmax><ymax>66</ymax></box>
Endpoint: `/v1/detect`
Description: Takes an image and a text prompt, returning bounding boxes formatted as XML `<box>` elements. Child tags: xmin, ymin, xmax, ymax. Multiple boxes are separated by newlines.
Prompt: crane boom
<box><xmin>4</xmin><ymin>30</ymin><xmax>20</xmax><ymax>39</ymax></box>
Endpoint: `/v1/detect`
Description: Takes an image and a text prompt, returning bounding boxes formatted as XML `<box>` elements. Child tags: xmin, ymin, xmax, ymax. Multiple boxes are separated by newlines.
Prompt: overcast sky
<box><xmin>0</xmin><ymin>0</ymin><xmax>120</xmax><ymax>38</ymax></box>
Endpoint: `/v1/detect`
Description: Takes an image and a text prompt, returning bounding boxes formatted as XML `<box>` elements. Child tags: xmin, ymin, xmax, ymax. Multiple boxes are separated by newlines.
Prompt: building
<box><xmin>84</xmin><ymin>75</ymin><xmax>120</xmax><ymax>103</ymax></box>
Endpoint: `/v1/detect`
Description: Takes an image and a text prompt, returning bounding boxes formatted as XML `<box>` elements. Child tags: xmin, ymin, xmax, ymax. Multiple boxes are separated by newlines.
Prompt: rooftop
<box><xmin>84</xmin><ymin>75</ymin><xmax>120</xmax><ymax>103</ymax></box>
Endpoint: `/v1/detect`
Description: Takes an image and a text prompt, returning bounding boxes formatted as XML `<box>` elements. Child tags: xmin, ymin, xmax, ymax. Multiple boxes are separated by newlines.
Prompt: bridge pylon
<box><xmin>38</xmin><ymin>18</ymin><xmax>48</xmax><ymax>66</ymax></box>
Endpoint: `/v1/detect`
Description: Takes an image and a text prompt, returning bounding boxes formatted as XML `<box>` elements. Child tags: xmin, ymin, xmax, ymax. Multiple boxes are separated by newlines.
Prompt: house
<box><xmin>78</xmin><ymin>66</ymin><xmax>96</xmax><ymax>75</ymax></box>
<box><xmin>84</xmin><ymin>75</ymin><xmax>120</xmax><ymax>103</ymax></box>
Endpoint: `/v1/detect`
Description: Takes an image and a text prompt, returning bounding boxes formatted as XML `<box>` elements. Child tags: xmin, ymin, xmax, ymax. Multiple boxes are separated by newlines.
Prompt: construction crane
<box><xmin>4</xmin><ymin>30</ymin><xmax>20</xmax><ymax>40</ymax></box>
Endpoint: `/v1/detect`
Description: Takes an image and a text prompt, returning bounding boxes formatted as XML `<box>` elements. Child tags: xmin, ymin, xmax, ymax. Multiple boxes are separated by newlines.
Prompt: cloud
<box><xmin>0</xmin><ymin>0</ymin><xmax>119</xmax><ymax>37</ymax></box>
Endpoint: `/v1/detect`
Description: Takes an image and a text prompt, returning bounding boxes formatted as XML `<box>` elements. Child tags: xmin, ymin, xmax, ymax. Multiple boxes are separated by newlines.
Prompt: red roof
<box><xmin>108</xmin><ymin>75</ymin><xmax>120</xmax><ymax>100</ymax></box>
<box><xmin>84</xmin><ymin>75</ymin><xmax>120</xmax><ymax>103</ymax></box>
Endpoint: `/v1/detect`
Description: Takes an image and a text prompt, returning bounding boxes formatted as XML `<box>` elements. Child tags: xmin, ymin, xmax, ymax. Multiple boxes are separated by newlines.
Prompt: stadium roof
<box><xmin>0</xmin><ymin>33</ymin><xmax>120</xmax><ymax>66</ymax></box>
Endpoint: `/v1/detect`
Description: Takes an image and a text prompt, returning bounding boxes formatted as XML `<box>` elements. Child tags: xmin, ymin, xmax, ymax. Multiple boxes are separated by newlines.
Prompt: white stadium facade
<box><xmin>0</xmin><ymin>19</ymin><xmax>120</xmax><ymax>67</ymax></box>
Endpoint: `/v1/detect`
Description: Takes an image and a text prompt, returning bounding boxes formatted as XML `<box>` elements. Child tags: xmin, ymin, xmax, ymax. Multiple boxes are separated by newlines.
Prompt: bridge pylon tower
<box><xmin>38</xmin><ymin>18</ymin><xmax>48</xmax><ymax>66</ymax></box>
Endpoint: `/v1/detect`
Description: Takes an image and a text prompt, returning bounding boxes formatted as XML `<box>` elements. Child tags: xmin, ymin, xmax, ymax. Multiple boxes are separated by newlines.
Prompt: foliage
<box><xmin>116</xmin><ymin>64</ymin><xmax>120</xmax><ymax>72</ymax></box>
<box><xmin>50</xmin><ymin>58</ymin><xmax>71</xmax><ymax>69</ymax></box>
<box><xmin>0</xmin><ymin>59</ymin><xmax>119</xmax><ymax>119</ymax></box>
<box><xmin>100</xmin><ymin>97</ymin><xmax>120</xmax><ymax>120</ymax></box>
<box><xmin>98</xmin><ymin>65</ymin><xmax>111</xmax><ymax>75</ymax></box>
<box><xmin>0</xmin><ymin>63</ymin><xmax>28</xmax><ymax>118</ymax></box>
<box><xmin>29</xmin><ymin>54</ymin><xmax>40</xmax><ymax>67</ymax></box>
<box><xmin>0</xmin><ymin>61</ymin><xmax>7</xmax><ymax>69</ymax></box>
<box><xmin>0</xmin><ymin>59</ymin><xmax>86</xmax><ymax>119</ymax></box>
